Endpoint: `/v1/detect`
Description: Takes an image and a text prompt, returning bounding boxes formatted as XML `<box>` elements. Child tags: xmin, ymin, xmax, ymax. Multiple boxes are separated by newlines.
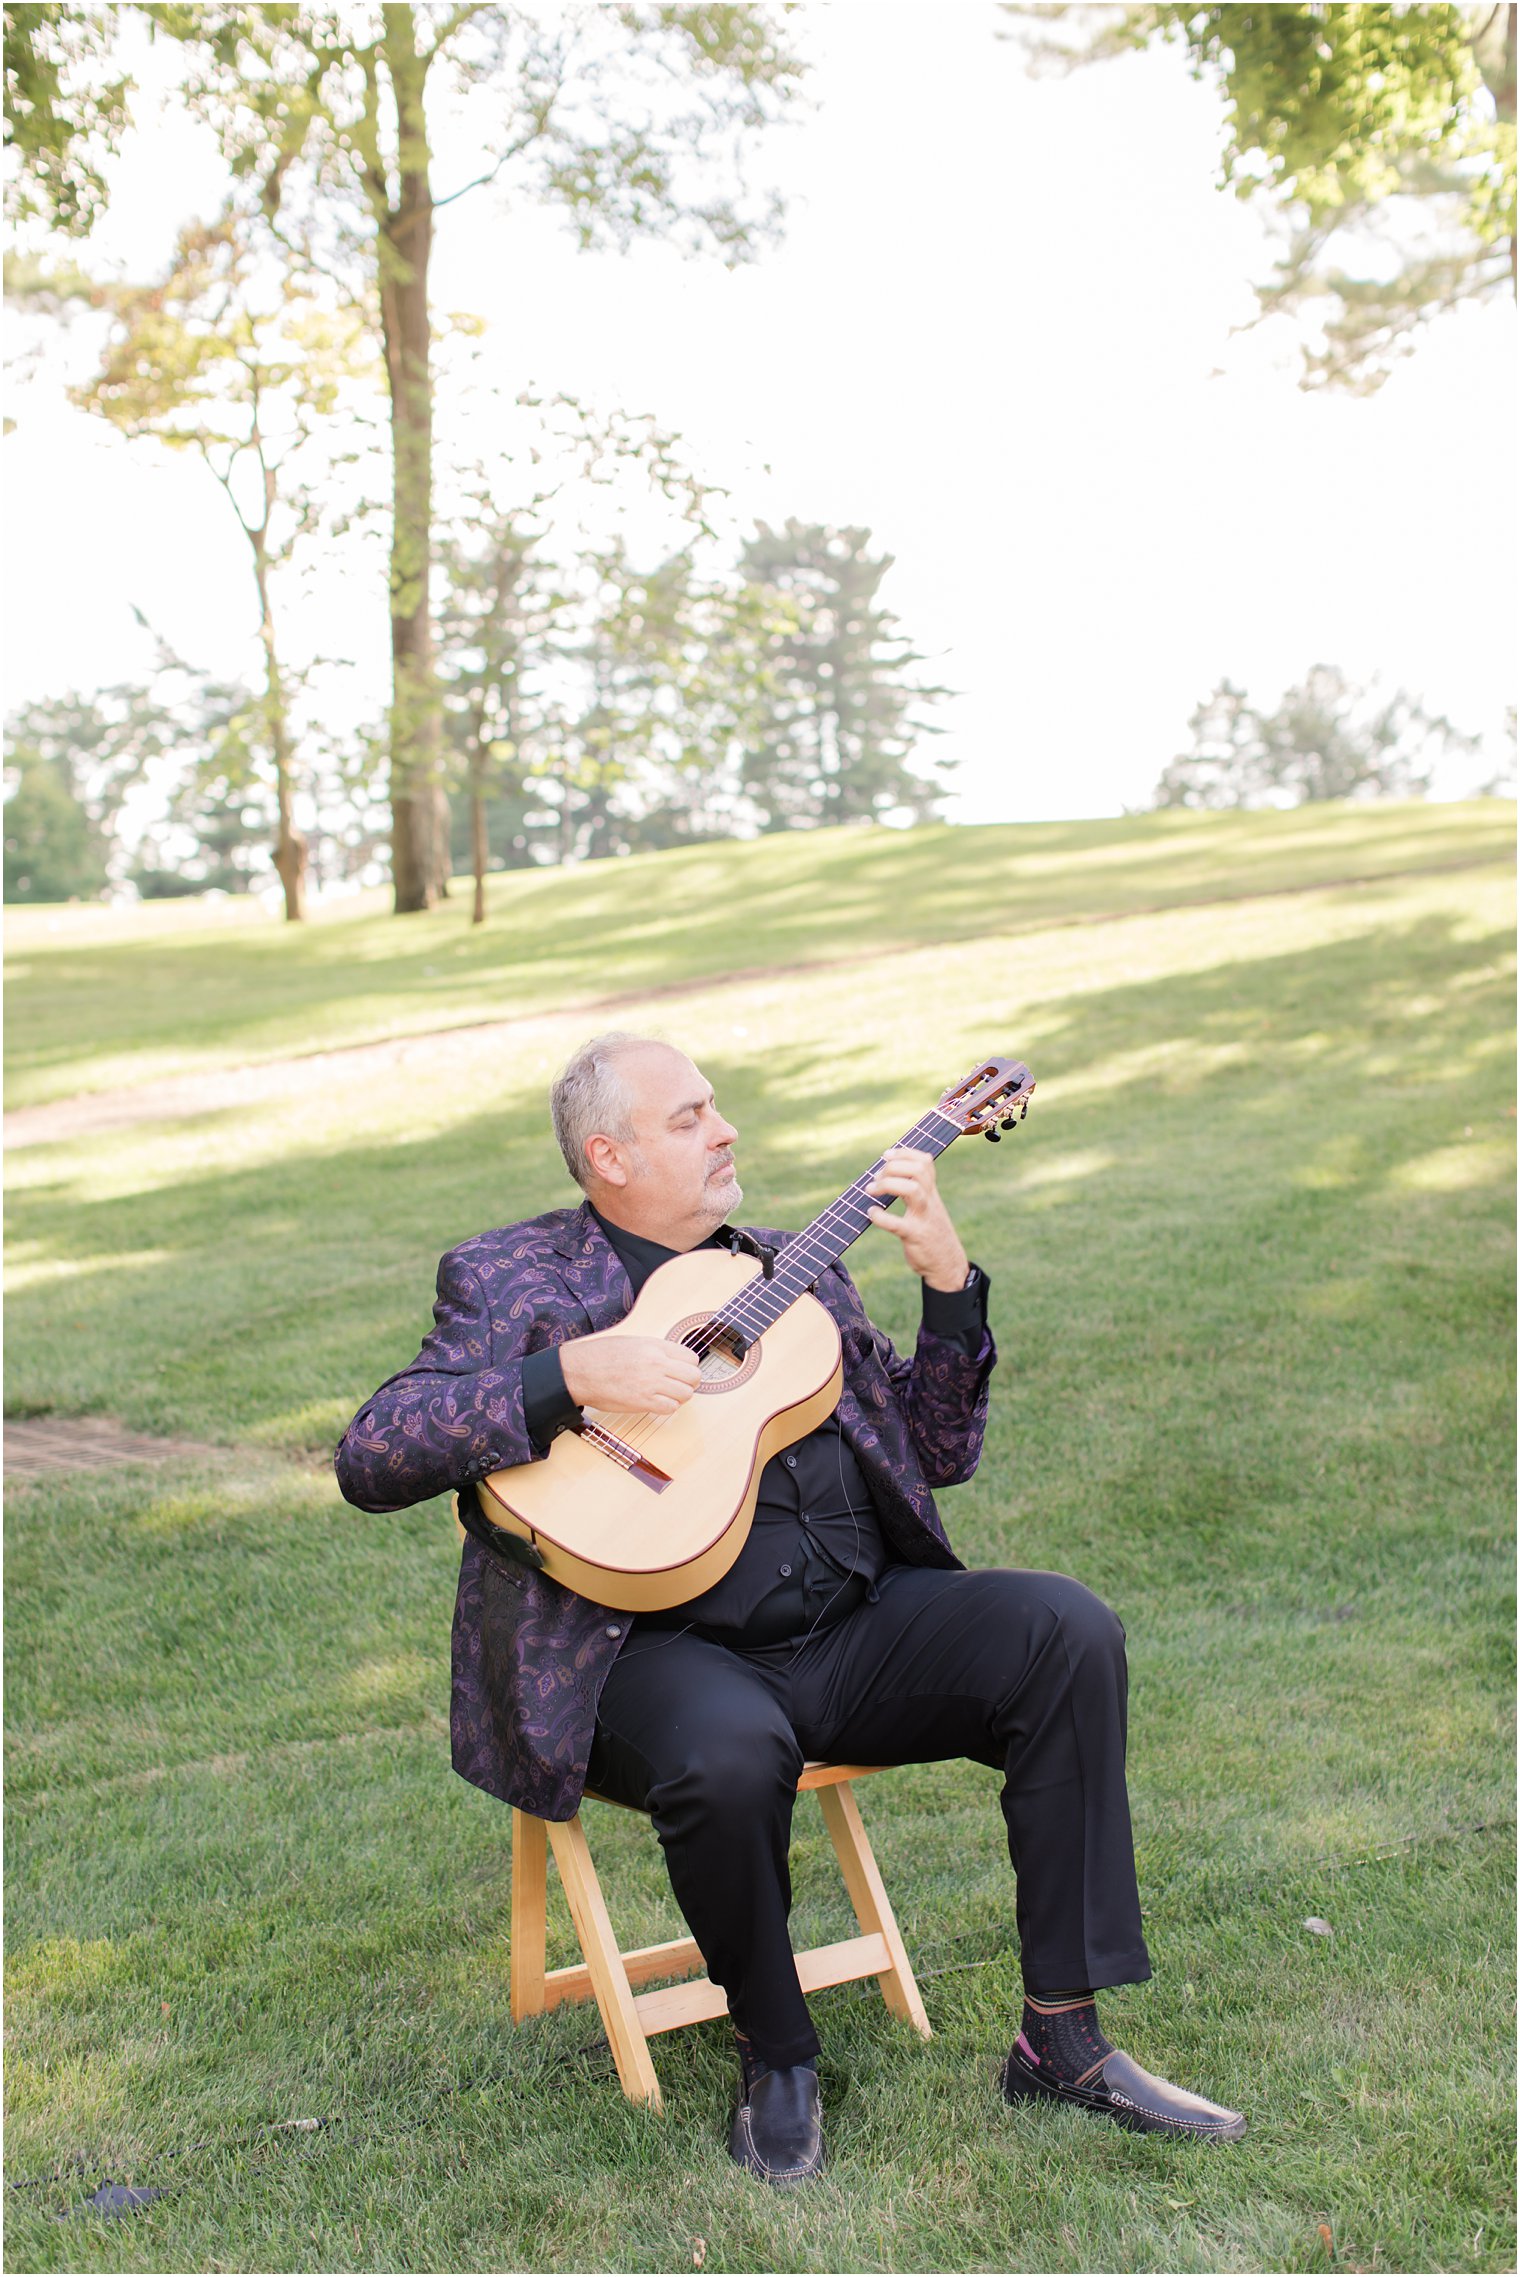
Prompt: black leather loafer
<box><xmin>1001</xmin><ymin>2037</ymin><xmax>1246</xmax><ymax>2142</ymax></box>
<box><xmin>729</xmin><ymin>2062</ymin><xmax>825</xmax><ymax>2182</ymax></box>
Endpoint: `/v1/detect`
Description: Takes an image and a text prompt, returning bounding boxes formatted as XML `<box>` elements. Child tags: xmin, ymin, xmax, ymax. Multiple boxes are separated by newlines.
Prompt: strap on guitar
<box><xmin>457</xmin><ymin>1481</ymin><xmax>546</xmax><ymax>1572</ymax></box>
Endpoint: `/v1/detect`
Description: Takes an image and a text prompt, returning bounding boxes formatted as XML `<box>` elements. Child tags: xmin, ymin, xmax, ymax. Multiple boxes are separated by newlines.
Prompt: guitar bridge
<box><xmin>579</xmin><ymin>1420</ymin><xmax>671</xmax><ymax>1493</ymax></box>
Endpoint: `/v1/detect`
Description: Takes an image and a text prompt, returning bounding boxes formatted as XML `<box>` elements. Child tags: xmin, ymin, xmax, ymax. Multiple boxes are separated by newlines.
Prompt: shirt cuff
<box><xmin>521</xmin><ymin>1344</ymin><xmax>583</xmax><ymax>1453</ymax></box>
<box><xmin>920</xmin><ymin>1263</ymin><xmax>989</xmax><ymax>1353</ymax></box>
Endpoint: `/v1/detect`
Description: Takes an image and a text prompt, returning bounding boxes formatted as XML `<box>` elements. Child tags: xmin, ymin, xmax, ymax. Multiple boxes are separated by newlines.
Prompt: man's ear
<box><xmin>584</xmin><ymin>1132</ymin><xmax>628</xmax><ymax>1188</ymax></box>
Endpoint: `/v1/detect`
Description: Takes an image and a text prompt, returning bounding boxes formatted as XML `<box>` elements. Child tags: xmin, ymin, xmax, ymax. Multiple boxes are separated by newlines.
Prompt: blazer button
<box><xmin>605</xmin><ymin>1625</ymin><xmax>623</xmax><ymax>1640</ymax></box>
<box><xmin>778</xmin><ymin>1563</ymin><xmax>792</xmax><ymax>1578</ymax></box>
<box><xmin>784</xmin><ymin>1454</ymin><xmax>798</xmax><ymax>1469</ymax></box>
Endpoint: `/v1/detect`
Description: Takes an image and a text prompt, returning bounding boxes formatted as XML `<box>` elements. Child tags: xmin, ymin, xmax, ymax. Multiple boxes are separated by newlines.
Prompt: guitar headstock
<box><xmin>937</xmin><ymin>1056</ymin><xmax>1036</xmax><ymax>1143</ymax></box>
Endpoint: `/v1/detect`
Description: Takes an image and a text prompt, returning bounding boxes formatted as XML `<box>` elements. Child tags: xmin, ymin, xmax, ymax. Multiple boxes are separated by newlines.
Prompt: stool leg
<box><xmin>510</xmin><ymin>1810</ymin><xmax>548</xmax><ymax>2023</ymax></box>
<box><xmin>817</xmin><ymin>1782</ymin><xmax>932</xmax><ymax>2039</ymax></box>
<box><xmin>548</xmin><ymin>1816</ymin><xmax>664</xmax><ymax>2112</ymax></box>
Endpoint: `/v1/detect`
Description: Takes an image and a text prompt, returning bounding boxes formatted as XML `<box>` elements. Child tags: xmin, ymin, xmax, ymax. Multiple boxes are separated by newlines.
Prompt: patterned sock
<box><xmin>1016</xmin><ymin>1990</ymin><xmax>1114</xmax><ymax>2086</ymax></box>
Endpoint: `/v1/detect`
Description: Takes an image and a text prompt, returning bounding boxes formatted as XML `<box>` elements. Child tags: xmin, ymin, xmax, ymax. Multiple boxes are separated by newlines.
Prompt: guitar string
<box><xmin>597</xmin><ymin>1084</ymin><xmax>1019</xmax><ymax>1450</ymax></box>
<box><xmin>690</xmin><ymin>1107</ymin><xmax>962</xmax><ymax>1344</ymax></box>
<box><xmin>613</xmin><ymin>1140</ymin><xmax>933</xmax><ymax>1451</ymax></box>
<box><xmin>610</xmin><ymin>1079</ymin><xmax>1016</xmax><ymax>1409</ymax></box>
<box><xmin>613</xmin><ymin>1092</ymin><xmax>1017</xmax><ymax>1450</ymax></box>
<box><xmin>610</xmin><ymin>1104</ymin><xmax>974</xmax><ymax>1452</ymax></box>
<box><xmin>693</xmin><ymin>1111</ymin><xmax>951</xmax><ymax>1339</ymax></box>
<box><xmin>603</xmin><ymin>1153</ymin><xmax>910</xmax><ymax>1451</ymax></box>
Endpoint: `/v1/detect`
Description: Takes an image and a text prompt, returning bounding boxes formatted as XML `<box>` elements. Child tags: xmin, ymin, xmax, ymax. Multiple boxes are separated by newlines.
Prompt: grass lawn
<box><xmin>4</xmin><ymin>799</ymin><xmax>1509</xmax><ymax>1109</ymax></box>
<box><xmin>4</xmin><ymin>808</ymin><xmax>1515</xmax><ymax>2273</ymax></box>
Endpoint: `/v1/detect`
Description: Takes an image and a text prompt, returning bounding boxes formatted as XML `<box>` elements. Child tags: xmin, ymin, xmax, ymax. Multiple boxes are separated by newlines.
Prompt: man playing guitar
<box><xmin>336</xmin><ymin>1033</ymin><xmax>1244</xmax><ymax>2179</ymax></box>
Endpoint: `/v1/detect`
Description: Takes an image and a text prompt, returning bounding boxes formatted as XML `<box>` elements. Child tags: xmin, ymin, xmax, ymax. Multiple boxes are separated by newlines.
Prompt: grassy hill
<box><xmin>4</xmin><ymin>805</ymin><xmax>1514</xmax><ymax>2273</ymax></box>
<box><xmin>4</xmin><ymin>799</ymin><xmax>1509</xmax><ymax>1108</ymax></box>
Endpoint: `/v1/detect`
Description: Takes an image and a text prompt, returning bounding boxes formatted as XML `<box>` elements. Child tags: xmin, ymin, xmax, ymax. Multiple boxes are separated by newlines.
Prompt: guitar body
<box><xmin>478</xmin><ymin>1248</ymin><xmax>844</xmax><ymax>1613</ymax></box>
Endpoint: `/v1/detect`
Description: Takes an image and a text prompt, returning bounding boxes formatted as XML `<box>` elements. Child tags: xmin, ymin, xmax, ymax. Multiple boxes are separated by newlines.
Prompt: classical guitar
<box><xmin>478</xmin><ymin>1056</ymin><xmax>1035</xmax><ymax>1612</ymax></box>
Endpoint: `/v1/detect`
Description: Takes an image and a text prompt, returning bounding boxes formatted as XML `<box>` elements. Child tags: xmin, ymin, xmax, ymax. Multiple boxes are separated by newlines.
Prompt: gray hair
<box><xmin>550</xmin><ymin>1031</ymin><xmax>659</xmax><ymax>1191</ymax></box>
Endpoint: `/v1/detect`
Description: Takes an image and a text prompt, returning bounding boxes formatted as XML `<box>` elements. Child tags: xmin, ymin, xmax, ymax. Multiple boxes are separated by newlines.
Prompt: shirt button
<box><xmin>605</xmin><ymin>1625</ymin><xmax>623</xmax><ymax>1640</ymax></box>
<box><xmin>779</xmin><ymin>1564</ymin><xmax>793</xmax><ymax>1578</ymax></box>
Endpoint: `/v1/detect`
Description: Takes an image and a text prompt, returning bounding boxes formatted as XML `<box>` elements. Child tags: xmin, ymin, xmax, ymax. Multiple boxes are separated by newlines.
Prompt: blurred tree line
<box><xmin>2</xmin><ymin>476</ymin><xmax>952</xmax><ymax>906</ymax></box>
<box><xmin>1152</xmin><ymin>666</ymin><xmax>1511</xmax><ymax>808</ymax></box>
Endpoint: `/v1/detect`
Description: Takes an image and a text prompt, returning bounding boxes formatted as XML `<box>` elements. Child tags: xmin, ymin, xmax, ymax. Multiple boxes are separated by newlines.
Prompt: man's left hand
<box><xmin>865</xmin><ymin>1148</ymin><xmax>971</xmax><ymax>1292</ymax></box>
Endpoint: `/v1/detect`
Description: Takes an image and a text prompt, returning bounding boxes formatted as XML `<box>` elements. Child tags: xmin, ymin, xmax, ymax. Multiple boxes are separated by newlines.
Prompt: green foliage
<box><xmin>142</xmin><ymin>2</ymin><xmax>809</xmax><ymax>909</ymax></box>
<box><xmin>129</xmin><ymin>681</ymin><xmax>271</xmax><ymax>897</ymax></box>
<box><xmin>2</xmin><ymin>644</ymin><xmax>274</xmax><ymax>904</ymax></box>
<box><xmin>1004</xmin><ymin>3</ymin><xmax>1517</xmax><ymax>390</ymax></box>
<box><xmin>434</xmin><ymin>395</ymin><xmax>757</xmax><ymax>885</ymax></box>
<box><xmin>2</xmin><ymin>755</ymin><xmax>108</xmax><ymax>903</ymax></box>
<box><xmin>79</xmin><ymin>213</ymin><xmax>376</xmax><ymax>459</ymax></box>
<box><xmin>3</xmin><ymin>812</ymin><xmax>1514</xmax><ymax>2271</ymax></box>
<box><xmin>74</xmin><ymin>209</ymin><xmax>382</xmax><ymax>918</ymax></box>
<box><xmin>2</xmin><ymin>1</ymin><xmax>132</xmax><ymax>235</ymax></box>
<box><xmin>548</xmin><ymin>541</ymin><xmax>784</xmax><ymax>857</ymax></box>
<box><xmin>146</xmin><ymin>4</ymin><xmax>807</xmax><ymax>266</ymax></box>
<box><xmin>1142</xmin><ymin>3</ymin><xmax>1493</xmax><ymax>215</ymax></box>
<box><xmin>439</xmin><ymin>502</ymin><xmax>559</xmax><ymax>875</ymax></box>
<box><xmin>437</xmin><ymin>503</ymin><xmax>951</xmax><ymax>867</ymax></box>
<box><xmin>737</xmin><ymin>521</ymin><xmax>952</xmax><ymax>830</ymax></box>
<box><xmin>3</xmin><ymin>682</ymin><xmax>168</xmax><ymax>903</ymax></box>
<box><xmin>1153</xmin><ymin>664</ymin><xmax>1480</xmax><ymax>809</ymax></box>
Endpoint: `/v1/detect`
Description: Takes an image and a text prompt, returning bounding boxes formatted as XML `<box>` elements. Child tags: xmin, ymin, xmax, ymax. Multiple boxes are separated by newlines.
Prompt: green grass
<box><xmin>5</xmin><ymin>808</ymin><xmax>1515</xmax><ymax>2272</ymax></box>
<box><xmin>4</xmin><ymin>799</ymin><xmax>1509</xmax><ymax>1109</ymax></box>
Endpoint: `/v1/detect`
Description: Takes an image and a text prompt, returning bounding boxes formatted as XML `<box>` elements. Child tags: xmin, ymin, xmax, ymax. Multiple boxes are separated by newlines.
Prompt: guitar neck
<box><xmin>715</xmin><ymin>1104</ymin><xmax>965</xmax><ymax>1346</ymax></box>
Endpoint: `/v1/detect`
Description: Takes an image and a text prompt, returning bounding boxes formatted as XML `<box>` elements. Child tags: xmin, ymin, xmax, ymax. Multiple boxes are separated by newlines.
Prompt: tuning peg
<box><xmin>1001</xmin><ymin>1116</ymin><xmax>1017</xmax><ymax>1132</ymax></box>
<box><xmin>1020</xmin><ymin>1101</ymin><xmax>1028</xmax><ymax>1120</ymax></box>
<box><xmin>984</xmin><ymin>1126</ymin><xmax>1001</xmax><ymax>1142</ymax></box>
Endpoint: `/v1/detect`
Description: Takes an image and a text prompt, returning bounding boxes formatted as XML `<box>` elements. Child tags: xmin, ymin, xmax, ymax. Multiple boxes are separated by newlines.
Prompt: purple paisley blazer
<box><xmin>334</xmin><ymin>1202</ymin><xmax>996</xmax><ymax>1820</ymax></box>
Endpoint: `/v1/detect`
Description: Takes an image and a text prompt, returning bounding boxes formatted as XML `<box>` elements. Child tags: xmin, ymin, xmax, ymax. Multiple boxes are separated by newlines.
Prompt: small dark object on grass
<box><xmin>66</xmin><ymin>2181</ymin><xmax>167</xmax><ymax>2218</ymax></box>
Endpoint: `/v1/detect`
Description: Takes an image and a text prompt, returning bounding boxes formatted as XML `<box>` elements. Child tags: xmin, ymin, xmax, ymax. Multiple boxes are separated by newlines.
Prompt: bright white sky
<box><xmin>4</xmin><ymin>0</ymin><xmax>1516</xmax><ymax>827</ymax></box>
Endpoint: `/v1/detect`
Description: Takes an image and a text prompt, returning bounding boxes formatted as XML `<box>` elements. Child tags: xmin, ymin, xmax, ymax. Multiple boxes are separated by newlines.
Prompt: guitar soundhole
<box><xmin>670</xmin><ymin>1313</ymin><xmax>761</xmax><ymax>1393</ymax></box>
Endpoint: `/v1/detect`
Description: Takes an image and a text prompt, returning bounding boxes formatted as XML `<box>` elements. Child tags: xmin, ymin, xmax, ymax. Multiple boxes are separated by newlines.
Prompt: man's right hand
<box><xmin>559</xmin><ymin>1331</ymin><xmax>702</xmax><ymax>1415</ymax></box>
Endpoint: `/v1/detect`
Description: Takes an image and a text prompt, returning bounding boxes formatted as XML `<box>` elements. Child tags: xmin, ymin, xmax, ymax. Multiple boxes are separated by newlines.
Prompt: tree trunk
<box><xmin>379</xmin><ymin>12</ymin><xmax>442</xmax><ymax>914</ymax></box>
<box><xmin>470</xmin><ymin>749</ymin><xmax>488</xmax><ymax>924</ymax></box>
<box><xmin>253</xmin><ymin>540</ymin><xmax>307</xmax><ymax>922</ymax></box>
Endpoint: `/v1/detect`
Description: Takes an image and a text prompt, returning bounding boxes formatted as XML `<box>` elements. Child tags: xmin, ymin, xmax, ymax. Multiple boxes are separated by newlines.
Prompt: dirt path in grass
<box><xmin>5</xmin><ymin>852</ymin><xmax>1505</xmax><ymax>1152</ymax></box>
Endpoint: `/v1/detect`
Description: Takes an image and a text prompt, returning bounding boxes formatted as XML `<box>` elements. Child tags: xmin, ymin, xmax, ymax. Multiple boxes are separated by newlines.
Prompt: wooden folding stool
<box><xmin>509</xmin><ymin>1762</ymin><xmax>931</xmax><ymax>2110</ymax></box>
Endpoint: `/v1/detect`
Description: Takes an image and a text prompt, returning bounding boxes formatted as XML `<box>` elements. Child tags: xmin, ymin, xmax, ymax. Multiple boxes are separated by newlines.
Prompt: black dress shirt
<box><xmin>522</xmin><ymin>1205</ymin><xmax>988</xmax><ymax>1646</ymax></box>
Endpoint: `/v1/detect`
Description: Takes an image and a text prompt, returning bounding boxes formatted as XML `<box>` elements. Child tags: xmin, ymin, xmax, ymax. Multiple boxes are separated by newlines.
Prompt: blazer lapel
<box><xmin>549</xmin><ymin>1199</ymin><xmax>634</xmax><ymax>1331</ymax></box>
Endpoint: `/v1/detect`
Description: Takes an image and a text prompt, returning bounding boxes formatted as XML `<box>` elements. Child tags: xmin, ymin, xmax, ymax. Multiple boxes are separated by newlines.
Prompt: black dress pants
<box><xmin>586</xmin><ymin>1565</ymin><xmax>1152</xmax><ymax>2068</ymax></box>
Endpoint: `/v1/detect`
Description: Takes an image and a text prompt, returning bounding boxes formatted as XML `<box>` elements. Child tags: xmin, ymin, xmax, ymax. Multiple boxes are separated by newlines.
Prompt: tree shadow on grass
<box><xmin>5</xmin><ymin>909</ymin><xmax>1511</xmax><ymax>1448</ymax></box>
<box><xmin>7</xmin><ymin>803</ymin><xmax>1510</xmax><ymax>1105</ymax></box>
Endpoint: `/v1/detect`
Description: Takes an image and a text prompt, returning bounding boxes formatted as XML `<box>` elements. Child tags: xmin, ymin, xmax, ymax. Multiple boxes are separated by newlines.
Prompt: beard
<box><xmin>699</xmin><ymin>1158</ymin><xmax>742</xmax><ymax>1225</ymax></box>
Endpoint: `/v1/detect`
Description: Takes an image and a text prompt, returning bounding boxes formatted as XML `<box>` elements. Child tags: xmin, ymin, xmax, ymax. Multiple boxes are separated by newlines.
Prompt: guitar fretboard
<box><xmin>713</xmin><ymin>1104</ymin><xmax>965</xmax><ymax>1347</ymax></box>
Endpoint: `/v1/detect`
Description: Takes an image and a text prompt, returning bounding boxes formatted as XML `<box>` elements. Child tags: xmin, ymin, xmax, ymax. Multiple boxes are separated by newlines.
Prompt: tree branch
<box><xmin>433</xmin><ymin>119</ymin><xmax>548</xmax><ymax>208</ymax></box>
<box><xmin>423</xmin><ymin>2</ymin><xmax>490</xmax><ymax>58</ymax></box>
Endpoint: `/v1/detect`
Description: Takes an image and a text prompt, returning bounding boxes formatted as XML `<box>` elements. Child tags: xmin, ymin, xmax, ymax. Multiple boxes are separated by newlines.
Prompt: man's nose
<box><xmin>711</xmin><ymin>1114</ymin><xmax>739</xmax><ymax>1147</ymax></box>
